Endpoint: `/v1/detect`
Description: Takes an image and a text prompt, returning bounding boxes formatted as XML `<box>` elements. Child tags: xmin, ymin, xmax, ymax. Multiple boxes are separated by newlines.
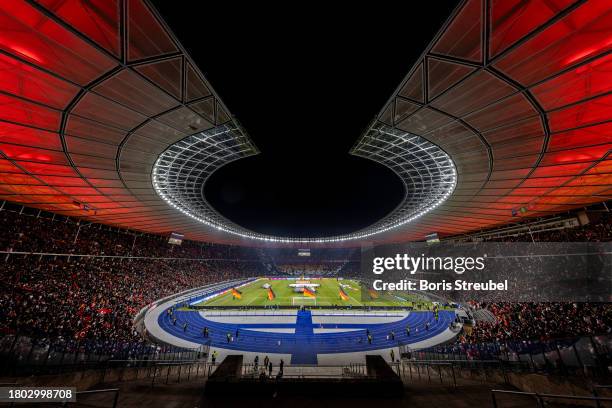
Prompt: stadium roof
<box><xmin>0</xmin><ymin>0</ymin><xmax>610</xmax><ymax>245</ymax></box>
<box><xmin>371</xmin><ymin>0</ymin><xmax>612</xmax><ymax>242</ymax></box>
<box><xmin>152</xmin><ymin>124</ymin><xmax>456</xmax><ymax>242</ymax></box>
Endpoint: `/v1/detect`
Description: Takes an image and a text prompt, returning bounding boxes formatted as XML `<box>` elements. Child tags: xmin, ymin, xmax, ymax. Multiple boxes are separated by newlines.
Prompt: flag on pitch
<box><xmin>231</xmin><ymin>288</ymin><xmax>242</xmax><ymax>299</ymax></box>
<box><xmin>368</xmin><ymin>288</ymin><xmax>379</xmax><ymax>299</ymax></box>
<box><xmin>303</xmin><ymin>287</ymin><xmax>316</xmax><ymax>298</ymax></box>
<box><xmin>267</xmin><ymin>287</ymin><xmax>275</xmax><ymax>301</ymax></box>
<box><xmin>339</xmin><ymin>287</ymin><xmax>349</xmax><ymax>301</ymax></box>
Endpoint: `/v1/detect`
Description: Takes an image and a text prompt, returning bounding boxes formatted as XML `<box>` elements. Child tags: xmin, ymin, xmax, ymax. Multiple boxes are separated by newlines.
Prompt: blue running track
<box><xmin>159</xmin><ymin>308</ymin><xmax>455</xmax><ymax>364</ymax></box>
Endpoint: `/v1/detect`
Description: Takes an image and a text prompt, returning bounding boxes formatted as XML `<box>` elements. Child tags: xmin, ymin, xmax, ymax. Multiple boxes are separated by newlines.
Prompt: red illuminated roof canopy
<box><xmin>0</xmin><ymin>0</ymin><xmax>610</xmax><ymax>245</ymax></box>
<box><xmin>0</xmin><ymin>0</ymin><xmax>242</xmax><ymax>243</ymax></box>
<box><xmin>366</xmin><ymin>0</ymin><xmax>612</xmax><ymax>243</ymax></box>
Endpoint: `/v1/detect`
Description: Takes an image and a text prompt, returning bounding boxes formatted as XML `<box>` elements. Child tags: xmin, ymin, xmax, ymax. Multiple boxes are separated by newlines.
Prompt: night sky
<box><xmin>149</xmin><ymin>1</ymin><xmax>461</xmax><ymax>237</ymax></box>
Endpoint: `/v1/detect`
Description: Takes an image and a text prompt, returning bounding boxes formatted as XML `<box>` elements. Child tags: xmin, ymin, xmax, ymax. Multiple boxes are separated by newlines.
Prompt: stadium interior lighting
<box><xmin>152</xmin><ymin>123</ymin><xmax>457</xmax><ymax>243</ymax></box>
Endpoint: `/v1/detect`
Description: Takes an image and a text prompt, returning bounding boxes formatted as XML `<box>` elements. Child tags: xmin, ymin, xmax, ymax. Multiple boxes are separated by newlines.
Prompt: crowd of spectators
<box><xmin>1</xmin><ymin>206</ymin><xmax>611</xmax><ymax>358</ymax></box>
<box><xmin>275</xmin><ymin>263</ymin><xmax>343</xmax><ymax>275</ymax></box>
<box><xmin>461</xmin><ymin>303</ymin><xmax>612</xmax><ymax>344</ymax></box>
<box><xmin>455</xmin><ymin>210</ymin><xmax>612</xmax><ymax>345</ymax></box>
<box><xmin>0</xmin><ymin>209</ymin><xmax>270</xmax><ymax>351</ymax></box>
<box><xmin>336</xmin><ymin>260</ymin><xmax>361</xmax><ymax>277</ymax></box>
<box><xmin>0</xmin><ymin>256</ymin><xmax>266</xmax><ymax>344</ymax></box>
<box><xmin>0</xmin><ymin>209</ymin><xmax>260</xmax><ymax>259</ymax></box>
<box><xmin>264</xmin><ymin>247</ymin><xmax>359</xmax><ymax>276</ymax></box>
<box><xmin>472</xmin><ymin>210</ymin><xmax>611</xmax><ymax>243</ymax></box>
<box><xmin>262</xmin><ymin>247</ymin><xmax>359</xmax><ymax>260</ymax></box>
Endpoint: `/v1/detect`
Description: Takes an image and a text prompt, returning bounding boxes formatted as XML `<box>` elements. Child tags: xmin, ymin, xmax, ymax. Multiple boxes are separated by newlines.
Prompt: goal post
<box><xmin>292</xmin><ymin>296</ymin><xmax>317</xmax><ymax>306</ymax></box>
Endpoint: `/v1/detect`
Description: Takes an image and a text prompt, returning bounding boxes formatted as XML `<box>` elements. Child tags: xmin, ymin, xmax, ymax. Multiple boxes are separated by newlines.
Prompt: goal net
<box><xmin>292</xmin><ymin>296</ymin><xmax>317</xmax><ymax>306</ymax></box>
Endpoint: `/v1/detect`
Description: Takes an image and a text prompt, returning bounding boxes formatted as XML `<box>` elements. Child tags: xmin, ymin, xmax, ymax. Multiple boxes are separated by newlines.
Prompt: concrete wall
<box><xmin>0</xmin><ymin>362</ymin><xmax>210</xmax><ymax>390</ymax></box>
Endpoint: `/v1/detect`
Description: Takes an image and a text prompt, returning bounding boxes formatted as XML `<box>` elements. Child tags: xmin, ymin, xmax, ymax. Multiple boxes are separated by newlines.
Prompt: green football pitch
<box><xmin>193</xmin><ymin>278</ymin><xmax>430</xmax><ymax>307</ymax></box>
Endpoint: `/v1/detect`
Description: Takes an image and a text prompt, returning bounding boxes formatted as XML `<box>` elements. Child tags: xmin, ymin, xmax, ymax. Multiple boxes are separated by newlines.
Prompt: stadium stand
<box><xmin>258</xmin><ymin>247</ymin><xmax>360</xmax><ymax>276</ymax></box>
<box><xmin>0</xmin><ymin>207</ymin><xmax>261</xmax><ymax>259</ymax></box>
<box><xmin>453</xmin><ymin>205</ymin><xmax>612</xmax><ymax>243</ymax></box>
<box><xmin>0</xmin><ymin>209</ymin><xmax>268</xmax><ymax>346</ymax></box>
<box><xmin>462</xmin><ymin>302</ymin><xmax>611</xmax><ymax>344</ymax></box>
<box><xmin>0</xmin><ymin>257</ymin><xmax>266</xmax><ymax>342</ymax></box>
<box><xmin>1</xmin><ymin>207</ymin><xmax>610</xmax><ymax>355</ymax></box>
